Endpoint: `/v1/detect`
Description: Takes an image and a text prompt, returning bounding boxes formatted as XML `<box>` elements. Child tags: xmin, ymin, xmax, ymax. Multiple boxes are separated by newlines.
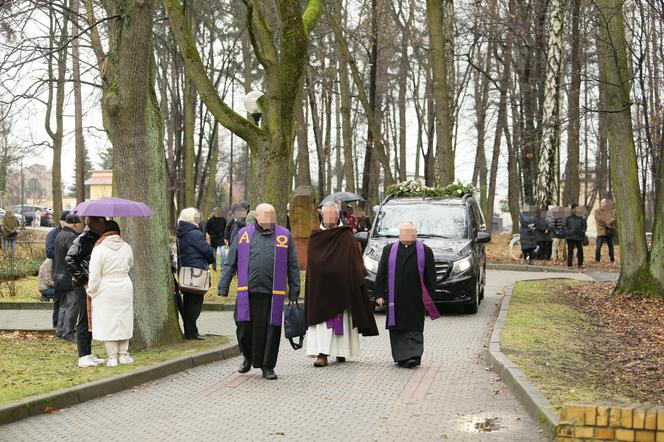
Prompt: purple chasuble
<box><xmin>236</xmin><ymin>224</ymin><xmax>290</xmax><ymax>326</ymax></box>
<box><xmin>387</xmin><ymin>240</ymin><xmax>440</xmax><ymax>327</ymax></box>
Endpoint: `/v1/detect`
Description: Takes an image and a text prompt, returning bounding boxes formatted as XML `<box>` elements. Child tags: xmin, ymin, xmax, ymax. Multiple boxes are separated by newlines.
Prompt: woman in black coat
<box><xmin>177</xmin><ymin>208</ymin><xmax>215</xmax><ymax>340</ymax></box>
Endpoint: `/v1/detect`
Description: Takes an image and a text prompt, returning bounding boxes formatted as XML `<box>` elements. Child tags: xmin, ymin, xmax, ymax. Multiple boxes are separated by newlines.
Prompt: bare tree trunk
<box><xmin>564</xmin><ymin>0</ymin><xmax>581</xmax><ymax>206</ymax></box>
<box><xmin>536</xmin><ymin>0</ymin><xmax>565</xmax><ymax>208</ymax></box>
<box><xmin>71</xmin><ymin>0</ymin><xmax>86</xmax><ymax>204</ymax></box>
<box><xmin>295</xmin><ymin>91</ymin><xmax>312</xmax><ymax>186</ymax></box>
<box><xmin>45</xmin><ymin>2</ymin><xmax>69</xmax><ymax>217</ymax></box>
<box><xmin>426</xmin><ymin>0</ymin><xmax>454</xmax><ymax>185</ymax></box>
<box><xmin>337</xmin><ymin>37</ymin><xmax>355</xmax><ymax>192</ymax></box>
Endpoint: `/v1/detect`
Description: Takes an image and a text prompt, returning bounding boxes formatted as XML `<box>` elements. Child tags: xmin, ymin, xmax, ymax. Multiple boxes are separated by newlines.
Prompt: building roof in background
<box><xmin>85</xmin><ymin>170</ymin><xmax>113</xmax><ymax>186</ymax></box>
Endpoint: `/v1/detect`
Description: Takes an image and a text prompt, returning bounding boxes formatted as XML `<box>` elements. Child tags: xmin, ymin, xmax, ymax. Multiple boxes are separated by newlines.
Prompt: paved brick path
<box><xmin>0</xmin><ymin>270</ymin><xmax>591</xmax><ymax>441</ymax></box>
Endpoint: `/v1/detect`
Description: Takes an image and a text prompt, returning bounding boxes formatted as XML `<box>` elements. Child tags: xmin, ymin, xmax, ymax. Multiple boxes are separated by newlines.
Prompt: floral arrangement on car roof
<box><xmin>386</xmin><ymin>179</ymin><xmax>477</xmax><ymax>198</ymax></box>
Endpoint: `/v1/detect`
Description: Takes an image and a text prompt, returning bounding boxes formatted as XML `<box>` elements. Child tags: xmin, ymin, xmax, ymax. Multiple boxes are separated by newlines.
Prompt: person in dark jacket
<box><xmin>564</xmin><ymin>203</ymin><xmax>587</xmax><ymax>268</ymax></box>
<box><xmin>205</xmin><ymin>207</ymin><xmax>227</xmax><ymax>271</ymax></box>
<box><xmin>66</xmin><ymin>216</ymin><xmax>106</xmax><ymax>368</ymax></box>
<box><xmin>519</xmin><ymin>205</ymin><xmax>538</xmax><ymax>263</ymax></box>
<box><xmin>224</xmin><ymin>203</ymin><xmax>248</xmax><ymax>247</ymax></box>
<box><xmin>177</xmin><ymin>208</ymin><xmax>215</xmax><ymax>340</ymax></box>
<box><xmin>218</xmin><ymin>203</ymin><xmax>300</xmax><ymax>380</ymax></box>
<box><xmin>53</xmin><ymin>214</ymin><xmax>83</xmax><ymax>341</ymax></box>
<box><xmin>46</xmin><ymin>210</ymin><xmax>70</xmax><ymax>327</ymax></box>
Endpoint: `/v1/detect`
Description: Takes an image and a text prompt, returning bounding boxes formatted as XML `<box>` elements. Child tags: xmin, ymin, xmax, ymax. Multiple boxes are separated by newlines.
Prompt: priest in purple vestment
<box><xmin>374</xmin><ymin>220</ymin><xmax>438</xmax><ymax>368</ymax></box>
<box><xmin>218</xmin><ymin>204</ymin><xmax>300</xmax><ymax>380</ymax></box>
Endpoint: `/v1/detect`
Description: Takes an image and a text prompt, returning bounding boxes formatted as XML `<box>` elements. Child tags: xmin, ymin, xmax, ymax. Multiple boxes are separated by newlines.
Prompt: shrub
<box><xmin>0</xmin><ymin>258</ymin><xmax>42</xmax><ymax>281</ymax></box>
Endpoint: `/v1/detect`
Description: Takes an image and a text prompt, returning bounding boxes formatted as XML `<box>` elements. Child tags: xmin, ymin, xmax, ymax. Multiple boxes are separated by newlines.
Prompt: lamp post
<box><xmin>243</xmin><ymin>90</ymin><xmax>264</xmax><ymax>125</ymax></box>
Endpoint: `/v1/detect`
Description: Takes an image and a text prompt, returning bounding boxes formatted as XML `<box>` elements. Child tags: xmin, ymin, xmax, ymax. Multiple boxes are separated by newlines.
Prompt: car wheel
<box><xmin>464</xmin><ymin>279</ymin><xmax>480</xmax><ymax>314</ymax></box>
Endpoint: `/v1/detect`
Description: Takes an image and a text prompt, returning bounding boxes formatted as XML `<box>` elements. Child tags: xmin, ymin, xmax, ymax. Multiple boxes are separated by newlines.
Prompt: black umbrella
<box><xmin>319</xmin><ymin>192</ymin><xmax>365</xmax><ymax>207</ymax></box>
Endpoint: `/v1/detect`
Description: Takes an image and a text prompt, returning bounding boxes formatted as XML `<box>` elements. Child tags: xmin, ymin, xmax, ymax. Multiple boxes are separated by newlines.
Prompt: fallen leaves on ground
<box><xmin>567</xmin><ymin>281</ymin><xmax>664</xmax><ymax>404</ymax></box>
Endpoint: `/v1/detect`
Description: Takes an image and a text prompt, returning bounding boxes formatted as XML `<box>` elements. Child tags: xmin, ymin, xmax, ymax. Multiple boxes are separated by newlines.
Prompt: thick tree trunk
<box><xmin>563</xmin><ymin>0</ymin><xmax>581</xmax><ymax>206</ymax></box>
<box><xmin>426</xmin><ymin>0</ymin><xmax>454</xmax><ymax>186</ymax></box>
<box><xmin>100</xmin><ymin>0</ymin><xmax>182</xmax><ymax>348</ymax></box>
<box><xmin>597</xmin><ymin>0</ymin><xmax>657</xmax><ymax>294</ymax></box>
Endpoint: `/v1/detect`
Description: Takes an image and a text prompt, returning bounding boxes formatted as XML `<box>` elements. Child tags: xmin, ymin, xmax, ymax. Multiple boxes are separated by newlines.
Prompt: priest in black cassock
<box><xmin>374</xmin><ymin>220</ymin><xmax>438</xmax><ymax>368</ymax></box>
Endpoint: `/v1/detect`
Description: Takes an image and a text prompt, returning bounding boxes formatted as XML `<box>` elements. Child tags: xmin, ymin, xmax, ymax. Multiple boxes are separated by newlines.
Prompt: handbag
<box><xmin>583</xmin><ymin>235</ymin><xmax>589</xmax><ymax>246</ymax></box>
<box><xmin>283</xmin><ymin>300</ymin><xmax>306</xmax><ymax>350</ymax></box>
<box><xmin>176</xmin><ymin>240</ymin><xmax>211</xmax><ymax>295</ymax></box>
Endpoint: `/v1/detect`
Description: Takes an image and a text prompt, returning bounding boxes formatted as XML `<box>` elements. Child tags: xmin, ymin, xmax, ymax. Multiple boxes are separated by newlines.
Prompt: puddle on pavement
<box><xmin>462</xmin><ymin>416</ymin><xmax>504</xmax><ymax>433</ymax></box>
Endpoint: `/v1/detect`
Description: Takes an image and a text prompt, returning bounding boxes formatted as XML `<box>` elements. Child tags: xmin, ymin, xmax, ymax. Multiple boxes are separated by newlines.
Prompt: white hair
<box><xmin>178</xmin><ymin>207</ymin><xmax>200</xmax><ymax>225</ymax></box>
<box><xmin>399</xmin><ymin>219</ymin><xmax>417</xmax><ymax>229</ymax></box>
<box><xmin>321</xmin><ymin>201</ymin><xmax>340</xmax><ymax>213</ymax></box>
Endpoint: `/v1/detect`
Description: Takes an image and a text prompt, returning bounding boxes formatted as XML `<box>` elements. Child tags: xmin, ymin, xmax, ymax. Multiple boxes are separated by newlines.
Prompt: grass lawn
<box><xmin>1</xmin><ymin>271</ymin><xmax>307</xmax><ymax>304</ymax></box>
<box><xmin>501</xmin><ymin>279</ymin><xmax>635</xmax><ymax>410</ymax></box>
<box><xmin>0</xmin><ymin>332</ymin><xmax>229</xmax><ymax>404</ymax></box>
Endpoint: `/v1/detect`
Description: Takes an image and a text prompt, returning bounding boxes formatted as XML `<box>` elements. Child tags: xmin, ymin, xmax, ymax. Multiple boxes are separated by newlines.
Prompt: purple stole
<box><xmin>387</xmin><ymin>240</ymin><xmax>441</xmax><ymax>327</ymax></box>
<box><xmin>236</xmin><ymin>224</ymin><xmax>290</xmax><ymax>327</ymax></box>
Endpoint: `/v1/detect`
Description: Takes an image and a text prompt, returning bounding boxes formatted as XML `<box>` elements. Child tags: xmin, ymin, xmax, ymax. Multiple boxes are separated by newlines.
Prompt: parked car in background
<box><xmin>12</xmin><ymin>205</ymin><xmax>54</xmax><ymax>227</ymax></box>
<box><xmin>357</xmin><ymin>194</ymin><xmax>490</xmax><ymax>314</ymax></box>
<box><xmin>0</xmin><ymin>208</ymin><xmax>25</xmax><ymax>225</ymax></box>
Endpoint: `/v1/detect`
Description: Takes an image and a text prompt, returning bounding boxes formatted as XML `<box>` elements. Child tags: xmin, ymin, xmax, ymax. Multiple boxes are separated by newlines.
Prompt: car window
<box><xmin>374</xmin><ymin>203</ymin><xmax>468</xmax><ymax>238</ymax></box>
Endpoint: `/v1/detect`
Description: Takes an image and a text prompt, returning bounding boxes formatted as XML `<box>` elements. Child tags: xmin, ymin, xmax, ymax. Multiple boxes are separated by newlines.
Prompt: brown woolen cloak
<box><xmin>304</xmin><ymin>226</ymin><xmax>379</xmax><ymax>336</ymax></box>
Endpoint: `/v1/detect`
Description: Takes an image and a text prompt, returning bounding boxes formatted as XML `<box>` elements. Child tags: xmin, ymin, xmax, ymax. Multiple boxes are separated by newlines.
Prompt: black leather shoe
<box><xmin>238</xmin><ymin>358</ymin><xmax>251</xmax><ymax>373</ymax></box>
<box><xmin>184</xmin><ymin>335</ymin><xmax>205</xmax><ymax>341</ymax></box>
<box><xmin>262</xmin><ymin>368</ymin><xmax>278</xmax><ymax>380</ymax></box>
<box><xmin>406</xmin><ymin>359</ymin><xmax>418</xmax><ymax>369</ymax></box>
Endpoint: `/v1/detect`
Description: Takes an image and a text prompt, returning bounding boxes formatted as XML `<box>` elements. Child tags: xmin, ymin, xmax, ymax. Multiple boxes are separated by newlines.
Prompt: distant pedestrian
<box><xmin>66</xmin><ymin>216</ymin><xmax>107</xmax><ymax>368</ymax></box>
<box><xmin>534</xmin><ymin>208</ymin><xmax>552</xmax><ymax>260</ymax></box>
<box><xmin>205</xmin><ymin>207</ymin><xmax>227</xmax><ymax>271</ymax></box>
<box><xmin>547</xmin><ymin>207</ymin><xmax>567</xmax><ymax>261</ymax></box>
<box><xmin>88</xmin><ymin>220</ymin><xmax>135</xmax><ymax>368</ymax></box>
<box><xmin>594</xmin><ymin>199</ymin><xmax>616</xmax><ymax>263</ymax></box>
<box><xmin>177</xmin><ymin>208</ymin><xmax>215</xmax><ymax>340</ymax></box>
<box><xmin>564</xmin><ymin>203</ymin><xmax>587</xmax><ymax>269</ymax></box>
<box><xmin>224</xmin><ymin>203</ymin><xmax>248</xmax><ymax>247</ymax></box>
<box><xmin>46</xmin><ymin>210</ymin><xmax>70</xmax><ymax>328</ymax></box>
<box><xmin>37</xmin><ymin>257</ymin><xmax>55</xmax><ymax>302</ymax></box>
<box><xmin>519</xmin><ymin>205</ymin><xmax>538</xmax><ymax>263</ymax></box>
<box><xmin>2</xmin><ymin>210</ymin><xmax>19</xmax><ymax>257</ymax></box>
<box><xmin>33</xmin><ymin>209</ymin><xmax>41</xmax><ymax>227</ymax></box>
<box><xmin>53</xmin><ymin>214</ymin><xmax>83</xmax><ymax>342</ymax></box>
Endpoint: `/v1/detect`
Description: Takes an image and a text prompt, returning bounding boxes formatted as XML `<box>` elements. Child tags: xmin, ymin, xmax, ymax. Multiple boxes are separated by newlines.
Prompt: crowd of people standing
<box><xmin>519</xmin><ymin>199</ymin><xmax>616</xmax><ymax>268</ymax></box>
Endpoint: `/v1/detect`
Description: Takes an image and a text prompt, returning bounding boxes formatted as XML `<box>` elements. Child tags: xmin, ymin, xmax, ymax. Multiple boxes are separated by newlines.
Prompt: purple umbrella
<box><xmin>71</xmin><ymin>198</ymin><xmax>155</xmax><ymax>218</ymax></box>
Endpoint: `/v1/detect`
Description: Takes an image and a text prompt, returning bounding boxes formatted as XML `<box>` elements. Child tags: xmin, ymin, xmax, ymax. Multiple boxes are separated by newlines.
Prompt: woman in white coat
<box><xmin>87</xmin><ymin>220</ymin><xmax>135</xmax><ymax>367</ymax></box>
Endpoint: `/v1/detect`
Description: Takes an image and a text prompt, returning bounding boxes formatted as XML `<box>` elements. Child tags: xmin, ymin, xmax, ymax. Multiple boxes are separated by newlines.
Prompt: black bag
<box><xmin>283</xmin><ymin>300</ymin><xmax>306</xmax><ymax>350</ymax></box>
<box><xmin>583</xmin><ymin>235</ymin><xmax>590</xmax><ymax>246</ymax></box>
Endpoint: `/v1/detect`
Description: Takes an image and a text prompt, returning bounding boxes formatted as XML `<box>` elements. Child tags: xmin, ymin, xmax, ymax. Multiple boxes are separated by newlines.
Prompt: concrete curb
<box><xmin>486</xmin><ymin>263</ymin><xmax>578</xmax><ymax>273</ymax></box>
<box><xmin>487</xmin><ymin>286</ymin><xmax>560</xmax><ymax>438</ymax></box>
<box><xmin>0</xmin><ymin>302</ymin><xmax>235</xmax><ymax>311</ymax></box>
<box><xmin>0</xmin><ymin>342</ymin><xmax>240</xmax><ymax>426</ymax></box>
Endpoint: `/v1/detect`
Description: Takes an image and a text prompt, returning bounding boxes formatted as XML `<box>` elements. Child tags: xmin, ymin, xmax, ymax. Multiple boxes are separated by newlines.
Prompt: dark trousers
<box><xmin>51</xmin><ymin>287</ymin><xmax>61</xmax><ymax>328</ymax></box>
<box><xmin>235</xmin><ymin>292</ymin><xmax>281</xmax><ymax>369</ymax></box>
<box><xmin>567</xmin><ymin>240</ymin><xmax>584</xmax><ymax>267</ymax></box>
<box><xmin>182</xmin><ymin>292</ymin><xmax>204</xmax><ymax>338</ymax></box>
<box><xmin>75</xmin><ymin>286</ymin><xmax>92</xmax><ymax>357</ymax></box>
<box><xmin>595</xmin><ymin>235</ymin><xmax>615</xmax><ymax>262</ymax></box>
<box><xmin>56</xmin><ymin>287</ymin><xmax>78</xmax><ymax>340</ymax></box>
